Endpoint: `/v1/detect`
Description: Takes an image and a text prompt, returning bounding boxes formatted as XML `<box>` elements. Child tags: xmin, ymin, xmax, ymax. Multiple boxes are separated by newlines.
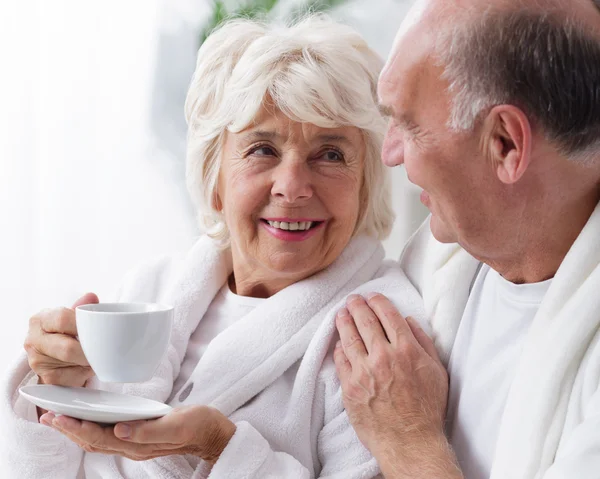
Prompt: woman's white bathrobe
<box><xmin>1</xmin><ymin>235</ymin><xmax>426</xmax><ymax>479</ymax></box>
<box><xmin>401</xmin><ymin>201</ymin><xmax>600</xmax><ymax>479</ymax></box>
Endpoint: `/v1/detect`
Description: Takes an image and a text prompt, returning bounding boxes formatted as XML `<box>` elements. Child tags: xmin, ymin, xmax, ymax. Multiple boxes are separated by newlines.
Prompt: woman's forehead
<box><xmin>232</xmin><ymin>105</ymin><xmax>364</xmax><ymax>144</ymax></box>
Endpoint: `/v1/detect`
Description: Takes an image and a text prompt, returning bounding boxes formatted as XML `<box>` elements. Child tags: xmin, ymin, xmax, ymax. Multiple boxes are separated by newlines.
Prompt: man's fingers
<box><xmin>72</xmin><ymin>293</ymin><xmax>99</xmax><ymax>309</ymax></box>
<box><xmin>333</xmin><ymin>340</ymin><xmax>352</xmax><ymax>385</ymax></box>
<box><xmin>405</xmin><ymin>316</ymin><xmax>443</xmax><ymax>365</ymax></box>
<box><xmin>335</xmin><ymin>308</ymin><xmax>367</xmax><ymax>365</ymax></box>
<box><xmin>365</xmin><ymin>294</ymin><xmax>414</xmax><ymax>346</ymax></box>
<box><xmin>345</xmin><ymin>295</ymin><xmax>388</xmax><ymax>353</ymax></box>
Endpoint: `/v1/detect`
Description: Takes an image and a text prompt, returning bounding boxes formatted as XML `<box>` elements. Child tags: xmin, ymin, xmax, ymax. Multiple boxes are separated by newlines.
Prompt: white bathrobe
<box><xmin>1</xmin><ymin>234</ymin><xmax>426</xmax><ymax>479</ymax></box>
<box><xmin>400</xmin><ymin>202</ymin><xmax>600</xmax><ymax>479</ymax></box>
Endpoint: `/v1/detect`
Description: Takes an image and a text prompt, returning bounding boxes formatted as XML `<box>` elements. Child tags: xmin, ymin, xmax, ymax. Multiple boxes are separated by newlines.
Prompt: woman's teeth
<box><xmin>266</xmin><ymin>220</ymin><xmax>314</xmax><ymax>231</ymax></box>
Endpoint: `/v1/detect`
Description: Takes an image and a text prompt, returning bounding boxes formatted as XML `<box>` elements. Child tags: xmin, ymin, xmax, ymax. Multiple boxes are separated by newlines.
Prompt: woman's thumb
<box><xmin>72</xmin><ymin>292</ymin><xmax>99</xmax><ymax>309</ymax></box>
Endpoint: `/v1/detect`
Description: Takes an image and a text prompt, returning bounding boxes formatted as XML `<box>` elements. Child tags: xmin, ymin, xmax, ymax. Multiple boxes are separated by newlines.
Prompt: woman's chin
<box><xmin>264</xmin><ymin>257</ymin><xmax>320</xmax><ymax>279</ymax></box>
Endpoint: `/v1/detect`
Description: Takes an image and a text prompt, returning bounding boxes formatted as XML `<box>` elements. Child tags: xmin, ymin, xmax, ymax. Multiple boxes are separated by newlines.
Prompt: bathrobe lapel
<box><xmin>180</xmin><ymin>235</ymin><xmax>385</xmax><ymax>416</ymax></box>
<box><xmin>402</xmin><ymin>219</ymin><xmax>480</xmax><ymax>365</ymax></box>
<box><xmin>113</xmin><ymin>235</ymin><xmax>231</xmax><ymax>402</ymax></box>
<box><xmin>490</xmin><ymin>202</ymin><xmax>600</xmax><ymax>479</ymax></box>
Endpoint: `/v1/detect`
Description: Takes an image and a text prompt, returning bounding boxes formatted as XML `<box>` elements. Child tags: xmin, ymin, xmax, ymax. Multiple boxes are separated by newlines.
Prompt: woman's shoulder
<box><xmin>114</xmin><ymin>235</ymin><xmax>209</xmax><ymax>303</ymax></box>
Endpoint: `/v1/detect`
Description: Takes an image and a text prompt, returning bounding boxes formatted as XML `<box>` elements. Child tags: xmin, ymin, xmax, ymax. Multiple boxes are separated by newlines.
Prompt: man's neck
<box><xmin>481</xmin><ymin>194</ymin><xmax>600</xmax><ymax>284</ymax></box>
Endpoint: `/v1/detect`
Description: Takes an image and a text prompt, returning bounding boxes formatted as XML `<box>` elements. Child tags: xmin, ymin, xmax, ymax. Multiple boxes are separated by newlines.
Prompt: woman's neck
<box><xmin>229</xmin><ymin>253</ymin><xmax>327</xmax><ymax>298</ymax></box>
<box><xmin>229</xmin><ymin>272</ymin><xmax>299</xmax><ymax>298</ymax></box>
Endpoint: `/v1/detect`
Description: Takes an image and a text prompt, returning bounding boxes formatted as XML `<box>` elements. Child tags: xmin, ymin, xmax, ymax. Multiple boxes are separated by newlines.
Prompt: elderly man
<box><xmin>334</xmin><ymin>0</ymin><xmax>600</xmax><ymax>478</ymax></box>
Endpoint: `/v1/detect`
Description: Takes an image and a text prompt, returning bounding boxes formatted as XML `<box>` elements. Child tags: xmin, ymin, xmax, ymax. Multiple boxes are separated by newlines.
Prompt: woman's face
<box><xmin>217</xmin><ymin>105</ymin><xmax>366</xmax><ymax>295</ymax></box>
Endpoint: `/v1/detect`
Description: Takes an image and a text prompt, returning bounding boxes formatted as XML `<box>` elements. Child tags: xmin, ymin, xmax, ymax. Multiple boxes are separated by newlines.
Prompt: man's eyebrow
<box><xmin>378</xmin><ymin>104</ymin><xmax>418</xmax><ymax>129</ymax></box>
<box><xmin>378</xmin><ymin>103</ymin><xmax>394</xmax><ymax>118</ymax></box>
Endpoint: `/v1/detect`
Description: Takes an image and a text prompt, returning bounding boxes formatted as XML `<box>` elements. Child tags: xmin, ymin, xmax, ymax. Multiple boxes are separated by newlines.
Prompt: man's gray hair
<box><xmin>436</xmin><ymin>7</ymin><xmax>600</xmax><ymax>162</ymax></box>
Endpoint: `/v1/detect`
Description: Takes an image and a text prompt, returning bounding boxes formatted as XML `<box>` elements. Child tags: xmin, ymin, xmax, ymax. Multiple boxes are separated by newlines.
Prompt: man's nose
<box><xmin>382</xmin><ymin>128</ymin><xmax>405</xmax><ymax>168</ymax></box>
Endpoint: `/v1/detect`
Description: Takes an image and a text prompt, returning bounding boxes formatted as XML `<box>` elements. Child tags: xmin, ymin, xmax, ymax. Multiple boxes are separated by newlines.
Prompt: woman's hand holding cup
<box><xmin>24</xmin><ymin>293</ymin><xmax>99</xmax><ymax>388</ymax></box>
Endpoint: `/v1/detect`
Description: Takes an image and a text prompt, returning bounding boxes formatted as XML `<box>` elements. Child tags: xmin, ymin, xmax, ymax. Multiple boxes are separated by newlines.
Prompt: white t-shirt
<box><xmin>446</xmin><ymin>264</ymin><xmax>552</xmax><ymax>479</ymax></box>
<box><xmin>171</xmin><ymin>282</ymin><xmax>264</xmax><ymax>400</ymax></box>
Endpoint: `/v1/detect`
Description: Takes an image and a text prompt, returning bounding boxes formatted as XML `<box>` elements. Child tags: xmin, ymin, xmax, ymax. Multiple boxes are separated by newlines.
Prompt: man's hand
<box><xmin>334</xmin><ymin>293</ymin><xmax>462</xmax><ymax>479</ymax></box>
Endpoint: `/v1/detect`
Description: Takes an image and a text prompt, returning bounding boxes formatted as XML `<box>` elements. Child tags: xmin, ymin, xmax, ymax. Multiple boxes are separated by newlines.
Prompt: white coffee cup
<box><xmin>76</xmin><ymin>303</ymin><xmax>173</xmax><ymax>383</ymax></box>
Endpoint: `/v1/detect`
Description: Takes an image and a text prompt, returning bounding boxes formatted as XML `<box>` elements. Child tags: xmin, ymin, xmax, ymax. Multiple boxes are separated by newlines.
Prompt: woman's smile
<box><xmin>260</xmin><ymin>218</ymin><xmax>327</xmax><ymax>242</ymax></box>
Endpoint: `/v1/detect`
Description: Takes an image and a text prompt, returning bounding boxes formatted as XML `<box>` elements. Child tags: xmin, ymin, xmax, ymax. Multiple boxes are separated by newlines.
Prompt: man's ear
<box><xmin>484</xmin><ymin>105</ymin><xmax>532</xmax><ymax>184</ymax></box>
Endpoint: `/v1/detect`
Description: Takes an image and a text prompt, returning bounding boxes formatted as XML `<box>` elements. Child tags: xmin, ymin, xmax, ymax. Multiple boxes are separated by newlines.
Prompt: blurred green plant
<box><xmin>200</xmin><ymin>0</ymin><xmax>349</xmax><ymax>44</ymax></box>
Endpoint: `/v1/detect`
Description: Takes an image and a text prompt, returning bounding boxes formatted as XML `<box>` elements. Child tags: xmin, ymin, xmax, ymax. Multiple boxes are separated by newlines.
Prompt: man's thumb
<box><xmin>72</xmin><ymin>292</ymin><xmax>99</xmax><ymax>309</ymax></box>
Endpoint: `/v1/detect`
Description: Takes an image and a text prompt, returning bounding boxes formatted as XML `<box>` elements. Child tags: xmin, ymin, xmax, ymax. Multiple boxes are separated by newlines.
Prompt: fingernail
<box><xmin>40</xmin><ymin>413</ymin><xmax>54</xmax><ymax>426</ymax></box>
<box><xmin>115</xmin><ymin>423</ymin><xmax>132</xmax><ymax>439</ymax></box>
<box><xmin>365</xmin><ymin>292</ymin><xmax>378</xmax><ymax>300</ymax></box>
<box><xmin>346</xmin><ymin>294</ymin><xmax>362</xmax><ymax>304</ymax></box>
<box><xmin>337</xmin><ymin>308</ymin><xmax>350</xmax><ymax>318</ymax></box>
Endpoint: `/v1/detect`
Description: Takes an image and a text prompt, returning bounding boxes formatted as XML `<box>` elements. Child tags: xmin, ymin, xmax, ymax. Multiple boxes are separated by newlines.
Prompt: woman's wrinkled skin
<box><xmin>24</xmin><ymin>106</ymin><xmax>368</xmax><ymax>462</ymax></box>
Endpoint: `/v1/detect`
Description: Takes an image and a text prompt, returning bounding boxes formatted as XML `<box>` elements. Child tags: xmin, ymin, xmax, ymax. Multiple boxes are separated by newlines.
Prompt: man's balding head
<box><xmin>379</xmin><ymin>0</ymin><xmax>600</xmax><ymax>254</ymax></box>
<box><xmin>386</xmin><ymin>0</ymin><xmax>600</xmax><ymax>162</ymax></box>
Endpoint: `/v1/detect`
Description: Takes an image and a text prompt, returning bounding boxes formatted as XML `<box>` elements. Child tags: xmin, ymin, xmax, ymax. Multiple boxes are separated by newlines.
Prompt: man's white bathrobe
<box><xmin>401</xmin><ymin>201</ymin><xmax>600</xmax><ymax>479</ymax></box>
<box><xmin>1</xmin><ymin>235</ymin><xmax>426</xmax><ymax>479</ymax></box>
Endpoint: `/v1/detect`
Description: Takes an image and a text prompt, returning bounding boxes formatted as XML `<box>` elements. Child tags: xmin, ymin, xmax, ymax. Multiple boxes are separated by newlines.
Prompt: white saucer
<box><xmin>19</xmin><ymin>385</ymin><xmax>173</xmax><ymax>424</ymax></box>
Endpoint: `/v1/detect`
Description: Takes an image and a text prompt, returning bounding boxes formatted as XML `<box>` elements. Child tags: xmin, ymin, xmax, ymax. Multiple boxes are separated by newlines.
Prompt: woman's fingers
<box><xmin>38</xmin><ymin>308</ymin><xmax>78</xmax><ymax>336</ymax></box>
<box><xmin>38</xmin><ymin>332</ymin><xmax>90</xmax><ymax>367</ymax></box>
<box><xmin>71</xmin><ymin>293</ymin><xmax>99</xmax><ymax>309</ymax></box>
<box><xmin>24</xmin><ymin>298</ymin><xmax>99</xmax><ymax>387</ymax></box>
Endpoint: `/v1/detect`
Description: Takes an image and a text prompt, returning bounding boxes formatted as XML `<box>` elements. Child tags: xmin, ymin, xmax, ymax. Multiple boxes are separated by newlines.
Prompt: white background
<box><xmin>0</xmin><ymin>0</ymin><xmax>424</xmax><ymax>387</ymax></box>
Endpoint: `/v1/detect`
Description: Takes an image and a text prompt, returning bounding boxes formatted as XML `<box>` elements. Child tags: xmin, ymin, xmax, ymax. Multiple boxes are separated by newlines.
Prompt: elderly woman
<box><xmin>1</xmin><ymin>16</ymin><xmax>427</xmax><ymax>478</ymax></box>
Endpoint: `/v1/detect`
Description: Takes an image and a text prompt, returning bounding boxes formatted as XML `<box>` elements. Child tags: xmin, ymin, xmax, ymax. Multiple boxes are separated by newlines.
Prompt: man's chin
<box><xmin>429</xmin><ymin>215</ymin><xmax>457</xmax><ymax>244</ymax></box>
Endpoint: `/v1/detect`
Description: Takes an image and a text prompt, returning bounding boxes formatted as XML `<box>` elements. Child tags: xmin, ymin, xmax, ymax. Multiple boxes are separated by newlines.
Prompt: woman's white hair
<box><xmin>184</xmin><ymin>14</ymin><xmax>394</xmax><ymax>247</ymax></box>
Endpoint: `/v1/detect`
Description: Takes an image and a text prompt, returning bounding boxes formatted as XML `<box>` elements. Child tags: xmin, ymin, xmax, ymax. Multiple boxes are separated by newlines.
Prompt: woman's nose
<box><xmin>271</xmin><ymin>159</ymin><xmax>313</xmax><ymax>203</ymax></box>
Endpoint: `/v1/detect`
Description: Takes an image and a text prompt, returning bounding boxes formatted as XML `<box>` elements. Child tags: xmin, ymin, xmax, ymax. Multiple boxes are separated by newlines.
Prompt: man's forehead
<box><xmin>393</xmin><ymin>0</ymin><xmax>433</xmax><ymax>45</ymax></box>
<box><xmin>380</xmin><ymin>16</ymin><xmax>435</xmax><ymax>110</ymax></box>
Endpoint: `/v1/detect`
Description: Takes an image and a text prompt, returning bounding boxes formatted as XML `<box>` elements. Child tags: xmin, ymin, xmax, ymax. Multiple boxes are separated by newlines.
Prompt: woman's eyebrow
<box><xmin>241</xmin><ymin>130</ymin><xmax>281</xmax><ymax>142</ymax></box>
<box><xmin>315</xmin><ymin>134</ymin><xmax>352</xmax><ymax>146</ymax></box>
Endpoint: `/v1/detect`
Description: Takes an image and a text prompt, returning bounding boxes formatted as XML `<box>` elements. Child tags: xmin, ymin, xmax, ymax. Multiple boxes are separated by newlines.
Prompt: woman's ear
<box><xmin>213</xmin><ymin>190</ymin><xmax>223</xmax><ymax>212</ymax></box>
<box><xmin>485</xmin><ymin>105</ymin><xmax>532</xmax><ymax>184</ymax></box>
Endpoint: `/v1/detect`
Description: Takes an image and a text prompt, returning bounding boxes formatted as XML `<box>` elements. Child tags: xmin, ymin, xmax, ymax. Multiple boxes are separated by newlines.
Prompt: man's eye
<box><xmin>320</xmin><ymin>150</ymin><xmax>344</xmax><ymax>162</ymax></box>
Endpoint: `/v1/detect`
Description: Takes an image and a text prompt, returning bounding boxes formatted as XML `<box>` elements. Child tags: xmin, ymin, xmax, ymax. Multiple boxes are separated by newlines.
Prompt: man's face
<box><xmin>378</xmin><ymin>18</ymin><xmax>503</xmax><ymax>250</ymax></box>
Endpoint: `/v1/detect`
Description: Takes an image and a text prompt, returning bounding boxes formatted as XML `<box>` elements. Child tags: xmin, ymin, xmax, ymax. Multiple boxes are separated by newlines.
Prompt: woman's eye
<box><xmin>320</xmin><ymin>150</ymin><xmax>344</xmax><ymax>162</ymax></box>
<box><xmin>251</xmin><ymin>146</ymin><xmax>276</xmax><ymax>157</ymax></box>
